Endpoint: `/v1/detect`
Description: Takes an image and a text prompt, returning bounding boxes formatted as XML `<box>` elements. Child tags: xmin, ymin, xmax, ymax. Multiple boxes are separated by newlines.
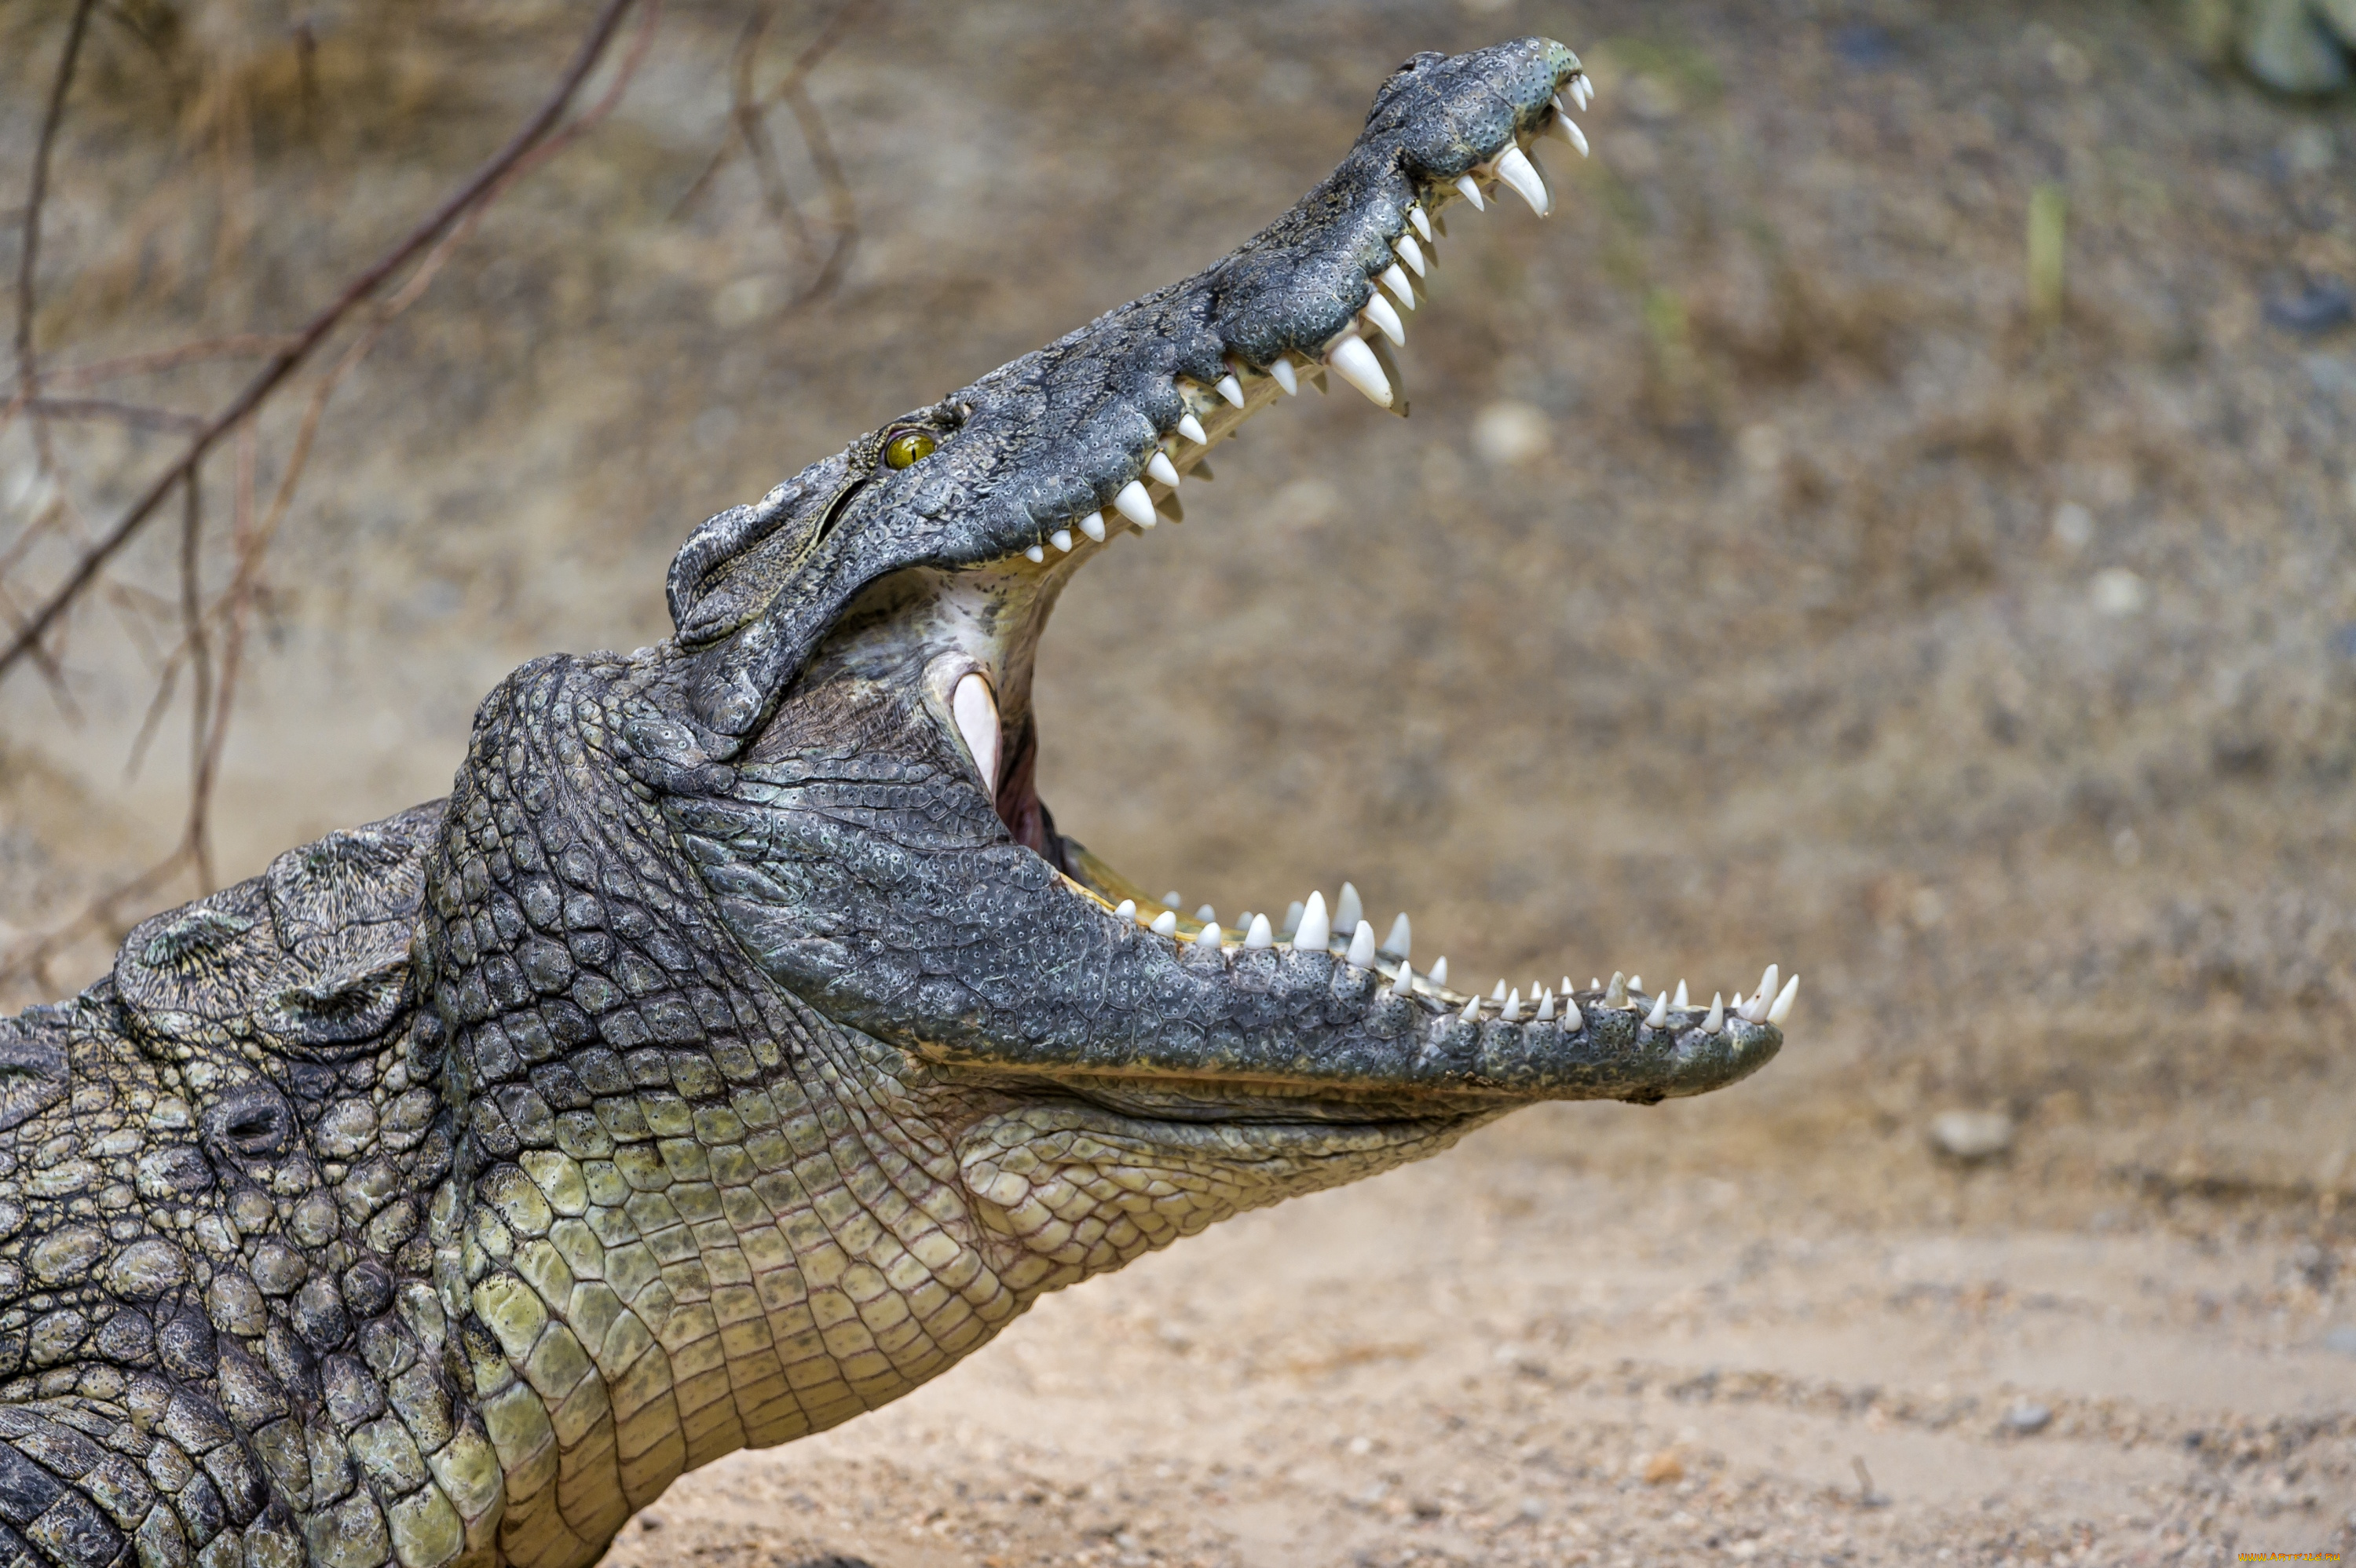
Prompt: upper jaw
<box><xmin>668</xmin><ymin>37</ymin><xmax>1593</xmax><ymax>749</ymax></box>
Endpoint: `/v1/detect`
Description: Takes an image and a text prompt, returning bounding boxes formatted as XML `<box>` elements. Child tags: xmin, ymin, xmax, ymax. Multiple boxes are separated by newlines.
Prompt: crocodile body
<box><xmin>0</xmin><ymin>40</ymin><xmax>1790</xmax><ymax>1568</ymax></box>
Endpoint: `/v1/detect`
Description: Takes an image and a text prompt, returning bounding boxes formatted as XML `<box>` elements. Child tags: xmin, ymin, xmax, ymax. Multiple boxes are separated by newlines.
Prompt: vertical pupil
<box><xmin>885</xmin><ymin>431</ymin><xmax>935</xmax><ymax>469</ymax></box>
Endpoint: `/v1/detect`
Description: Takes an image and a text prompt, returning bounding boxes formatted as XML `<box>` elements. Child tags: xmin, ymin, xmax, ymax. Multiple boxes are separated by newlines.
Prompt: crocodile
<box><xmin>0</xmin><ymin>38</ymin><xmax>1795</xmax><ymax>1568</ymax></box>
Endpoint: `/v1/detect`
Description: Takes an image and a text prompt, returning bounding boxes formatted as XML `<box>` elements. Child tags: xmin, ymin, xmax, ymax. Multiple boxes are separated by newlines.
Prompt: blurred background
<box><xmin>2</xmin><ymin>1</ymin><xmax>2352</xmax><ymax>1562</ymax></box>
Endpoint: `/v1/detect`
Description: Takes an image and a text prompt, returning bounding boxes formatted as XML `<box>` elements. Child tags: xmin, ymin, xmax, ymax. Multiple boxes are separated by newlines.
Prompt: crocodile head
<box><xmin>412</xmin><ymin>35</ymin><xmax>1791</xmax><ymax>1543</ymax></box>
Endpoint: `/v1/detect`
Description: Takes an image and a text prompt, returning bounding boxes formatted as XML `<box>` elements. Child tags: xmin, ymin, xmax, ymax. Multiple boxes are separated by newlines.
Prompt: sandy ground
<box><xmin>3</xmin><ymin>0</ymin><xmax>2354</xmax><ymax>1562</ymax></box>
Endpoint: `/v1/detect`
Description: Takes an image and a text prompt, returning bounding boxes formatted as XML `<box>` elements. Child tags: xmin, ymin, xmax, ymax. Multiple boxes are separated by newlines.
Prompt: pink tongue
<box><xmin>952</xmin><ymin>671</ymin><xmax>1000</xmax><ymax>802</ymax></box>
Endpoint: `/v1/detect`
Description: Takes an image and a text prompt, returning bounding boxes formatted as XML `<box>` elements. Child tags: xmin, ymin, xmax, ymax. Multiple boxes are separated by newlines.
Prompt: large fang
<box><xmin>1113</xmin><ymin>481</ymin><xmax>1158</xmax><ymax>528</ymax></box>
<box><xmin>1269</xmin><ymin>357</ymin><xmax>1300</xmax><ymax>396</ymax></box>
<box><xmin>1743</xmin><ymin>963</ymin><xmax>1780</xmax><ymax>1023</ymax></box>
<box><xmin>1378</xmin><ymin>263</ymin><xmax>1417</xmax><ymax>307</ymax></box>
<box><xmin>1493</xmin><ymin>145</ymin><xmax>1549</xmax><ymax>215</ymax></box>
<box><xmin>1408</xmin><ymin>204</ymin><xmax>1433</xmax><ymax>242</ymax></box>
<box><xmin>1292</xmin><ymin>891</ymin><xmax>1331</xmax><ymax>952</ymax></box>
<box><xmin>1603</xmin><ymin>971</ymin><xmax>1629</xmax><ymax>1010</ymax></box>
<box><xmin>1080</xmin><ymin>510</ymin><xmax>1107</xmax><ymax>543</ymax></box>
<box><xmin>1768</xmin><ymin>974</ymin><xmax>1800</xmax><ymax>1025</ymax></box>
<box><xmin>1326</xmin><ymin>336</ymin><xmax>1392</xmax><ymax>407</ymax></box>
<box><xmin>1147</xmin><ymin>451</ymin><xmax>1183</xmax><ymax>488</ymax></box>
<box><xmin>1216</xmin><ymin>373</ymin><xmax>1246</xmax><ymax>407</ymax></box>
<box><xmin>1361</xmin><ymin>293</ymin><xmax>1406</xmax><ymax>345</ymax></box>
<box><xmin>1702</xmin><ymin>992</ymin><xmax>1725</xmax><ymax>1033</ymax></box>
<box><xmin>1453</xmin><ymin>174</ymin><xmax>1486</xmax><ymax>210</ymax></box>
<box><xmin>1344</xmin><ymin>920</ymin><xmax>1377</xmax><ymax>967</ymax></box>
<box><xmin>1176</xmin><ymin>413</ymin><xmax>1209</xmax><ymax>445</ymax></box>
<box><xmin>1393</xmin><ymin>233</ymin><xmax>1426</xmax><ymax>277</ymax></box>
<box><xmin>1333</xmin><ymin>882</ymin><xmax>1363</xmax><ymax>932</ymax></box>
<box><xmin>1644</xmin><ymin>990</ymin><xmax>1670</xmax><ymax>1028</ymax></box>
<box><xmin>952</xmin><ymin>672</ymin><xmax>1000</xmax><ymax>802</ymax></box>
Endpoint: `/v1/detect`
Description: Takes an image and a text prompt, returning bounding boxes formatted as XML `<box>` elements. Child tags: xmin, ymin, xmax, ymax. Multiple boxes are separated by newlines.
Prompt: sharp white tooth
<box><xmin>1196</xmin><ymin>920</ymin><xmax>1224</xmax><ymax>953</ymax></box>
<box><xmin>1453</xmin><ymin>174</ymin><xmax>1486</xmax><ymax>210</ymax></box>
<box><xmin>1380</xmin><ymin>913</ymin><xmax>1410</xmax><ymax>957</ymax></box>
<box><xmin>1292</xmin><ymin>892</ymin><xmax>1329</xmax><ymax>951</ymax></box>
<box><xmin>1767</xmin><ymin>974</ymin><xmax>1800</xmax><ymax>1026</ymax></box>
<box><xmin>1345</xmin><ymin>920</ymin><xmax>1377</xmax><ymax>967</ymax></box>
<box><xmin>1562</xmin><ymin>995</ymin><xmax>1584</xmax><ymax>1029</ymax></box>
<box><xmin>1535</xmin><ymin>990</ymin><xmax>1555</xmax><ymax>1022</ymax></box>
<box><xmin>1566</xmin><ymin>978</ymin><xmax>1577</xmax><ymax>995</ymax></box>
<box><xmin>1502</xmin><ymin>989</ymin><xmax>1522</xmax><ymax>1022</ymax></box>
<box><xmin>1408</xmin><ymin>204</ymin><xmax>1432</xmax><ymax>242</ymax></box>
<box><xmin>1080</xmin><ymin>510</ymin><xmax>1107</xmax><ymax>543</ymax></box>
<box><xmin>1113</xmin><ymin>898</ymin><xmax>1136</xmax><ymax>920</ymax></box>
<box><xmin>1024</xmin><ymin>545</ymin><xmax>1045</xmax><ymax>562</ymax></box>
<box><xmin>1603</xmin><ymin>971</ymin><xmax>1628</xmax><ymax>1009</ymax></box>
<box><xmin>1244</xmin><ymin>913</ymin><xmax>1275</xmax><ymax>949</ymax></box>
<box><xmin>1281</xmin><ymin>899</ymin><xmax>1304</xmax><ymax>936</ymax></box>
<box><xmin>1113</xmin><ymin>481</ymin><xmax>1158</xmax><ymax>528</ymax></box>
<box><xmin>1325</xmin><ymin>336</ymin><xmax>1392</xmax><ymax>408</ymax></box>
<box><xmin>1630</xmin><ymin>974</ymin><xmax>1644</xmax><ymax>993</ymax></box>
<box><xmin>1268</xmin><ymin>357</ymin><xmax>1299</xmax><ymax>396</ymax></box>
<box><xmin>1194</xmin><ymin>905</ymin><xmax>1216</xmax><ymax>923</ymax></box>
<box><xmin>1391</xmin><ymin>961</ymin><xmax>1414</xmax><ymax>998</ymax></box>
<box><xmin>1360</xmin><ymin>293</ymin><xmax>1406</xmax><ymax>345</ymax></box>
<box><xmin>1644</xmin><ymin>991</ymin><xmax>1670</xmax><ymax>1028</ymax></box>
<box><xmin>1560</xmin><ymin>113</ymin><xmax>1590</xmax><ymax>158</ymax></box>
<box><xmin>1461</xmin><ymin>994</ymin><xmax>1481</xmax><ymax>1022</ymax></box>
<box><xmin>951</xmin><ymin>672</ymin><xmax>1000</xmax><ymax>801</ymax></box>
<box><xmin>1151</xmin><ymin>910</ymin><xmax>1178</xmax><ymax>936</ymax></box>
<box><xmin>1161</xmin><ymin>890</ymin><xmax>1182</xmax><ymax>907</ymax></box>
<box><xmin>1393</xmin><ymin>233</ymin><xmax>1426</xmax><ymax>277</ymax></box>
<box><xmin>1574</xmin><ymin>75</ymin><xmax>1593</xmax><ymax>111</ymax></box>
<box><xmin>1430</xmin><ymin>956</ymin><xmax>1448</xmax><ymax>987</ymax></box>
<box><xmin>1746</xmin><ymin>964</ymin><xmax>1779</xmax><ymax>1022</ymax></box>
<box><xmin>1703</xmin><ymin>992</ymin><xmax>1725</xmax><ymax>1033</ymax></box>
<box><xmin>1491</xmin><ymin>980</ymin><xmax>1507</xmax><ymax>1002</ymax></box>
<box><xmin>1176</xmin><ymin>413</ymin><xmax>1209</xmax><ymax>445</ymax></box>
<box><xmin>1378</xmin><ymin>263</ymin><xmax>1417</xmax><ymax>308</ymax></box>
<box><xmin>1673</xmin><ymin>979</ymin><xmax>1690</xmax><ymax>1010</ymax></box>
<box><xmin>1492</xmin><ymin>145</ymin><xmax>1549</xmax><ymax>216</ymax></box>
<box><xmin>1333</xmin><ymin>883</ymin><xmax>1363</xmax><ymax>933</ymax></box>
<box><xmin>1216</xmin><ymin>373</ymin><xmax>1245</xmax><ymax>407</ymax></box>
<box><xmin>1050</xmin><ymin>528</ymin><xmax>1074</xmax><ymax>553</ymax></box>
<box><xmin>1147</xmin><ymin>451</ymin><xmax>1182</xmax><ymax>488</ymax></box>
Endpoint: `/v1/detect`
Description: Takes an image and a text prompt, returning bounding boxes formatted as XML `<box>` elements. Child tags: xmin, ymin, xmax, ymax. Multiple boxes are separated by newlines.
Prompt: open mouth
<box><xmin>685</xmin><ymin>40</ymin><xmax>1791</xmax><ymax>1111</ymax></box>
<box><xmin>925</xmin><ymin>113</ymin><xmax>1798</xmax><ymax>1053</ymax></box>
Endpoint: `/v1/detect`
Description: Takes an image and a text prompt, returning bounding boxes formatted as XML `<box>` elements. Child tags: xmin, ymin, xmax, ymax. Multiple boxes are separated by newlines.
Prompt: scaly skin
<box><xmin>0</xmin><ymin>40</ymin><xmax>1790</xmax><ymax>1568</ymax></box>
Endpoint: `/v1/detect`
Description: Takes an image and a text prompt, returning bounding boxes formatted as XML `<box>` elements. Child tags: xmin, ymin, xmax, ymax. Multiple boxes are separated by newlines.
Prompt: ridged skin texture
<box><xmin>0</xmin><ymin>39</ymin><xmax>1780</xmax><ymax>1568</ymax></box>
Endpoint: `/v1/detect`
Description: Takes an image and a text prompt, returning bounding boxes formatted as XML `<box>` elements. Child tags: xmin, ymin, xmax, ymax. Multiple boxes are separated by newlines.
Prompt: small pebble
<box><xmin>2004</xmin><ymin>1401</ymin><xmax>2054</xmax><ymax>1435</ymax></box>
<box><xmin>1930</xmin><ymin>1110</ymin><xmax>2015</xmax><ymax>1162</ymax></box>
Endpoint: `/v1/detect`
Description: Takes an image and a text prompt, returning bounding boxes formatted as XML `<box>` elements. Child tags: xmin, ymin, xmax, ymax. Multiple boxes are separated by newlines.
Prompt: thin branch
<box><xmin>668</xmin><ymin>0</ymin><xmax>875</xmax><ymax>305</ymax></box>
<box><xmin>5</xmin><ymin>397</ymin><xmax>207</xmax><ymax>433</ymax></box>
<box><xmin>732</xmin><ymin>7</ymin><xmax>820</xmax><ymax>262</ymax></box>
<box><xmin>13</xmin><ymin>0</ymin><xmax>97</xmax><ymax>451</ymax></box>
<box><xmin>0</xmin><ymin>0</ymin><xmax>646</xmax><ymax>685</ymax></box>
<box><xmin>30</xmin><ymin>334</ymin><xmax>302</xmax><ymax>392</ymax></box>
<box><xmin>179</xmin><ymin>465</ymin><xmax>213</xmax><ymax>890</ymax></box>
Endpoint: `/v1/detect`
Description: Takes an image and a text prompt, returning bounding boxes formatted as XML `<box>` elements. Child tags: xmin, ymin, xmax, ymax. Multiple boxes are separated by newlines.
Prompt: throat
<box><xmin>994</xmin><ymin>718</ymin><xmax>1070</xmax><ymax>872</ymax></box>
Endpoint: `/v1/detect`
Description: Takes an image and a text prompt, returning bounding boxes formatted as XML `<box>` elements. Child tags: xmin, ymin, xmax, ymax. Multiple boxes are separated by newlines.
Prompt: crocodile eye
<box><xmin>882</xmin><ymin>429</ymin><xmax>936</xmax><ymax>470</ymax></box>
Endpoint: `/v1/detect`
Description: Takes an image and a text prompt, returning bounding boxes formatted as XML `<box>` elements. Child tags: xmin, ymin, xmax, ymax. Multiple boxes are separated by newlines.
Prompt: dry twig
<box><xmin>672</xmin><ymin>0</ymin><xmax>874</xmax><ymax>307</ymax></box>
<box><xmin>0</xmin><ymin>0</ymin><xmax>660</xmax><ymax>990</ymax></box>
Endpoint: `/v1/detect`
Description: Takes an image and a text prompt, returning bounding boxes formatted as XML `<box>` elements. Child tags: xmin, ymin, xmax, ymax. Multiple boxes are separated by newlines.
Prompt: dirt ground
<box><xmin>3</xmin><ymin>0</ymin><xmax>2354</xmax><ymax>1563</ymax></box>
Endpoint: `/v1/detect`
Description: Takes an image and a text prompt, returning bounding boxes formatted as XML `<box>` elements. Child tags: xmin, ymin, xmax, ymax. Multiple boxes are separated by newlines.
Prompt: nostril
<box><xmin>952</xmin><ymin>671</ymin><xmax>1001</xmax><ymax>801</ymax></box>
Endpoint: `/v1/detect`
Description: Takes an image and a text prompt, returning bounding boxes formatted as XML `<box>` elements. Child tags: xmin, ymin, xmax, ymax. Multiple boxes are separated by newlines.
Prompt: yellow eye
<box><xmin>883</xmin><ymin>429</ymin><xmax>936</xmax><ymax>470</ymax></box>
